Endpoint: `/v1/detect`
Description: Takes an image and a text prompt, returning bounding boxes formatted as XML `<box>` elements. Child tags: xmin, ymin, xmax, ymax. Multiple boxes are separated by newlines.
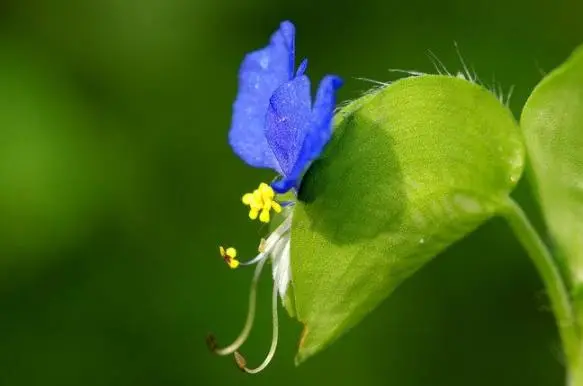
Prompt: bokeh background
<box><xmin>0</xmin><ymin>0</ymin><xmax>582</xmax><ymax>385</ymax></box>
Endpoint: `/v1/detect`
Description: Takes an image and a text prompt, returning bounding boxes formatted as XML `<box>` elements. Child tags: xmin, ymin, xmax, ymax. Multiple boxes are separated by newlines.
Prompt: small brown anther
<box><xmin>234</xmin><ymin>351</ymin><xmax>247</xmax><ymax>371</ymax></box>
<box><xmin>206</xmin><ymin>333</ymin><xmax>218</xmax><ymax>352</ymax></box>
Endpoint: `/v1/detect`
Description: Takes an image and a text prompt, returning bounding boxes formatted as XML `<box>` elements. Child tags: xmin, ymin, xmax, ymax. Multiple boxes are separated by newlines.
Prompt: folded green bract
<box><xmin>287</xmin><ymin>75</ymin><xmax>525</xmax><ymax>363</ymax></box>
<box><xmin>521</xmin><ymin>46</ymin><xmax>583</xmax><ymax>299</ymax></box>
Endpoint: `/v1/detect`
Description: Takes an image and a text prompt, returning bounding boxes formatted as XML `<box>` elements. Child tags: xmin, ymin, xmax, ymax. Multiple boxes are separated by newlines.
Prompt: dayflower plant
<box><xmin>207</xmin><ymin>20</ymin><xmax>342</xmax><ymax>373</ymax></box>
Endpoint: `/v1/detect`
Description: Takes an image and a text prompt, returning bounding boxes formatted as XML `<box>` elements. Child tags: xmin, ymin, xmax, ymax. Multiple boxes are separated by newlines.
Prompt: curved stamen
<box><xmin>239</xmin><ymin>252</ymin><xmax>268</xmax><ymax>267</ymax></box>
<box><xmin>207</xmin><ymin>256</ymin><xmax>268</xmax><ymax>356</ymax></box>
<box><xmin>233</xmin><ymin>280</ymin><xmax>279</xmax><ymax>374</ymax></box>
<box><xmin>239</xmin><ymin>216</ymin><xmax>292</xmax><ymax>267</ymax></box>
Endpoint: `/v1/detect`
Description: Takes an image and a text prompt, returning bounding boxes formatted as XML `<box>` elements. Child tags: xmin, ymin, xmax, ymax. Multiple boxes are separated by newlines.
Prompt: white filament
<box><xmin>238</xmin><ymin>281</ymin><xmax>279</xmax><ymax>374</ymax></box>
<box><xmin>213</xmin><ymin>256</ymin><xmax>268</xmax><ymax>356</ymax></box>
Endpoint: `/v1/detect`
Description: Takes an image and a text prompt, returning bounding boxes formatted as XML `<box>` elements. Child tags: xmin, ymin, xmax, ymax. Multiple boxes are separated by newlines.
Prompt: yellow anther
<box><xmin>242</xmin><ymin>182</ymin><xmax>282</xmax><ymax>223</ymax></box>
<box><xmin>259</xmin><ymin>209</ymin><xmax>270</xmax><ymax>223</ymax></box>
<box><xmin>262</xmin><ymin>200</ymin><xmax>272</xmax><ymax>210</ymax></box>
<box><xmin>258</xmin><ymin>183</ymin><xmax>275</xmax><ymax>199</ymax></box>
<box><xmin>251</xmin><ymin>190</ymin><xmax>261</xmax><ymax>204</ymax></box>
<box><xmin>219</xmin><ymin>246</ymin><xmax>240</xmax><ymax>269</ymax></box>
<box><xmin>249</xmin><ymin>208</ymin><xmax>259</xmax><ymax>220</ymax></box>
<box><xmin>271</xmin><ymin>201</ymin><xmax>282</xmax><ymax>213</ymax></box>
<box><xmin>242</xmin><ymin>193</ymin><xmax>253</xmax><ymax>205</ymax></box>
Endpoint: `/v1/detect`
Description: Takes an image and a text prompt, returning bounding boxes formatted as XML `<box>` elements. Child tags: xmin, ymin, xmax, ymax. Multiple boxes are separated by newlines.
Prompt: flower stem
<box><xmin>502</xmin><ymin>197</ymin><xmax>579</xmax><ymax>368</ymax></box>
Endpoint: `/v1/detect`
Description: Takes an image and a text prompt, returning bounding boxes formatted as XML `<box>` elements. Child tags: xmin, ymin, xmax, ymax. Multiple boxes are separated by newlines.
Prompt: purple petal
<box><xmin>265</xmin><ymin>75</ymin><xmax>312</xmax><ymax>177</ymax></box>
<box><xmin>228</xmin><ymin>21</ymin><xmax>296</xmax><ymax>170</ymax></box>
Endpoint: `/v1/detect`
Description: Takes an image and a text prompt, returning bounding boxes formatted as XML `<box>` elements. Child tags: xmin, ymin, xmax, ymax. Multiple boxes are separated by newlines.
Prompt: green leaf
<box><xmin>289</xmin><ymin>75</ymin><xmax>524</xmax><ymax>364</ymax></box>
<box><xmin>520</xmin><ymin>45</ymin><xmax>583</xmax><ymax>294</ymax></box>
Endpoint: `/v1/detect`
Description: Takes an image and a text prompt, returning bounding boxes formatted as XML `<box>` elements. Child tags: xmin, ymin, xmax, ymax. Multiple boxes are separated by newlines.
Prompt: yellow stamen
<box><xmin>219</xmin><ymin>245</ymin><xmax>240</xmax><ymax>269</ymax></box>
<box><xmin>242</xmin><ymin>193</ymin><xmax>253</xmax><ymax>205</ymax></box>
<box><xmin>271</xmin><ymin>201</ymin><xmax>282</xmax><ymax>213</ymax></box>
<box><xmin>252</xmin><ymin>190</ymin><xmax>262</xmax><ymax>206</ymax></box>
<box><xmin>262</xmin><ymin>200</ymin><xmax>272</xmax><ymax>210</ymax></box>
<box><xmin>242</xmin><ymin>182</ymin><xmax>282</xmax><ymax>223</ymax></box>
<box><xmin>259</xmin><ymin>209</ymin><xmax>270</xmax><ymax>223</ymax></box>
<box><xmin>258</xmin><ymin>183</ymin><xmax>274</xmax><ymax>199</ymax></box>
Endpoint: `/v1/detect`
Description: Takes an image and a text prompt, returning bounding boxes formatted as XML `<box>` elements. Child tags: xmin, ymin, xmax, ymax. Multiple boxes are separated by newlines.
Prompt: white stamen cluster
<box><xmin>209</xmin><ymin>212</ymin><xmax>293</xmax><ymax>374</ymax></box>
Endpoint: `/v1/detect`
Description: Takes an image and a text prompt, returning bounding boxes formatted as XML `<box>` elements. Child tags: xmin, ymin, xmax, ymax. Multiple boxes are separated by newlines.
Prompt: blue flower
<box><xmin>208</xmin><ymin>21</ymin><xmax>342</xmax><ymax>374</ymax></box>
<box><xmin>229</xmin><ymin>20</ymin><xmax>343</xmax><ymax>194</ymax></box>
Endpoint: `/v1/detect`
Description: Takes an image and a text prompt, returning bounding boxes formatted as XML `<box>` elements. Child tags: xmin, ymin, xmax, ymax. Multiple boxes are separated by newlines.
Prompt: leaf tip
<box><xmin>294</xmin><ymin>324</ymin><xmax>311</xmax><ymax>366</ymax></box>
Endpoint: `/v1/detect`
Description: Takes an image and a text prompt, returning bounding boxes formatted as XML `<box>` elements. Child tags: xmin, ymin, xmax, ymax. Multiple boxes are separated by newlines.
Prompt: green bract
<box><xmin>289</xmin><ymin>74</ymin><xmax>525</xmax><ymax>363</ymax></box>
<box><xmin>521</xmin><ymin>45</ymin><xmax>583</xmax><ymax>295</ymax></box>
<box><xmin>519</xmin><ymin>44</ymin><xmax>583</xmax><ymax>384</ymax></box>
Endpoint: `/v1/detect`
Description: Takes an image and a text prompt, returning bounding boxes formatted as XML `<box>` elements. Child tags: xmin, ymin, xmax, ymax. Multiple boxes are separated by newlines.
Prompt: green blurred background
<box><xmin>0</xmin><ymin>0</ymin><xmax>581</xmax><ymax>385</ymax></box>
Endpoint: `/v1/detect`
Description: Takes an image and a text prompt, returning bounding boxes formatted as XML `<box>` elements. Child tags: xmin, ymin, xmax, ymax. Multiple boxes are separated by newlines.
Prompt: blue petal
<box><xmin>271</xmin><ymin>178</ymin><xmax>297</xmax><ymax>194</ymax></box>
<box><xmin>228</xmin><ymin>21</ymin><xmax>296</xmax><ymax>170</ymax></box>
<box><xmin>269</xmin><ymin>21</ymin><xmax>296</xmax><ymax>79</ymax></box>
<box><xmin>284</xmin><ymin>75</ymin><xmax>343</xmax><ymax>186</ymax></box>
<box><xmin>265</xmin><ymin>75</ymin><xmax>312</xmax><ymax>177</ymax></box>
<box><xmin>304</xmin><ymin>75</ymin><xmax>344</xmax><ymax>161</ymax></box>
<box><xmin>296</xmin><ymin>58</ymin><xmax>308</xmax><ymax>76</ymax></box>
<box><xmin>270</xmin><ymin>75</ymin><xmax>343</xmax><ymax>193</ymax></box>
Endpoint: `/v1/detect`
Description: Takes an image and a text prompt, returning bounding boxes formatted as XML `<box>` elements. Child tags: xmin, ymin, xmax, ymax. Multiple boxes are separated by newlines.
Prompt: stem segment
<box><xmin>502</xmin><ymin>197</ymin><xmax>579</xmax><ymax>368</ymax></box>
